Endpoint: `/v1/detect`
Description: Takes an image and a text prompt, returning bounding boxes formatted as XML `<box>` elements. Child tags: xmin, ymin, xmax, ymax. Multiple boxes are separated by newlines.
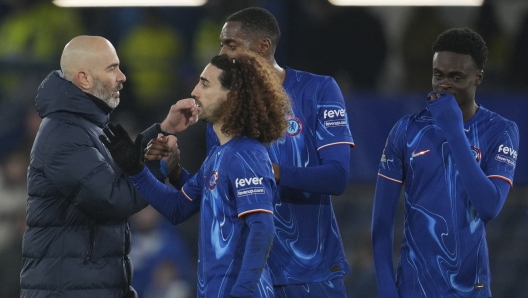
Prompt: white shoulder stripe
<box><xmin>378</xmin><ymin>173</ymin><xmax>402</xmax><ymax>184</ymax></box>
<box><xmin>238</xmin><ymin>209</ymin><xmax>273</xmax><ymax>218</ymax></box>
<box><xmin>317</xmin><ymin>142</ymin><xmax>355</xmax><ymax>151</ymax></box>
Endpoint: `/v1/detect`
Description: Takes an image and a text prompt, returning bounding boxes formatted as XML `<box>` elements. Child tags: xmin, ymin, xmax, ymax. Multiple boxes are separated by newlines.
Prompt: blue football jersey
<box><xmin>182</xmin><ymin>137</ymin><xmax>276</xmax><ymax>298</ymax></box>
<box><xmin>378</xmin><ymin>105</ymin><xmax>519</xmax><ymax>297</ymax></box>
<box><xmin>206</xmin><ymin>67</ymin><xmax>354</xmax><ymax>285</ymax></box>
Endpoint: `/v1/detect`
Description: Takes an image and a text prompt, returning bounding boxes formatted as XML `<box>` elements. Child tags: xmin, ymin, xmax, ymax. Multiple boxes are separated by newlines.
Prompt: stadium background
<box><xmin>0</xmin><ymin>0</ymin><xmax>527</xmax><ymax>296</ymax></box>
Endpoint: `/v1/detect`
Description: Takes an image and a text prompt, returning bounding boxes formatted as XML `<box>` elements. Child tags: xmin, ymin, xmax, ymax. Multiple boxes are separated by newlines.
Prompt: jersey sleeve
<box><xmin>181</xmin><ymin>164</ymin><xmax>205</xmax><ymax>202</ymax></box>
<box><xmin>378</xmin><ymin>117</ymin><xmax>409</xmax><ymax>184</ymax></box>
<box><xmin>228</xmin><ymin>149</ymin><xmax>275</xmax><ymax>218</ymax></box>
<box><xmin>483</xmin><ymin>122</ymin><xmax>519</xmax><ymax>186</ymax></box>
<box><xmin>315</xmin><ymin>77</ymin><xmax>354</xmax><ymax>150</ymax></box>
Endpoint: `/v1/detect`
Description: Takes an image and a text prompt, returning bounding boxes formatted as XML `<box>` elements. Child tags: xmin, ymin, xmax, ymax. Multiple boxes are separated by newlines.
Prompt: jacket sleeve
<box><xmin>43</xmin><ymin>123</ymin><xmax>148</xmax><ymax>219</ymax></box>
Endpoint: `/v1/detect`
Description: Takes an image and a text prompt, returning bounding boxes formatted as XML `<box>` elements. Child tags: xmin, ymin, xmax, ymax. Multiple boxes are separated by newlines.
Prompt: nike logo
<box><xmin>464</xmin><ymin>127</ymin><xmax>470</xmax><ymax>132</ymax></box>
<box><xmin>411</xmin><ymin>150</ymin><xmax>431</xmax><ymax>158</ymax></box>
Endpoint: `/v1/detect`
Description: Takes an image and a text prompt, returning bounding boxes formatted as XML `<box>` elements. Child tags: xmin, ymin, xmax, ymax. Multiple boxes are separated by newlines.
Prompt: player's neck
<box><xmin>460</xmin><ymin>101</ymin><xmax>479</xmax><ymax>122</ymax></box>
<box><xmin>271</xmin><ymin>60</ymin><xmax>286</xmax><ymax>84</ymax></box>
<box><xmin>213</xmin><ymin>123</ymin><xmax>232</xmax><ymax>145</ymax></box>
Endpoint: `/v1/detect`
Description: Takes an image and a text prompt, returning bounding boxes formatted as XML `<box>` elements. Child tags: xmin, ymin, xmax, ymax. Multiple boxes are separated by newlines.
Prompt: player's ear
<box><xmin>258</xmin><ymin>38</ymin><xmax>271</xmax><ymax>56</ymax></box>
<box><xmin>475</xmin><ymin>69</ymin><xmax>484</xmax><ymax>86</ymax></box>
<box><xmin>475</xmin><ymin>70</ymin><xmax>484</xmax><ymax>86</ymax></box>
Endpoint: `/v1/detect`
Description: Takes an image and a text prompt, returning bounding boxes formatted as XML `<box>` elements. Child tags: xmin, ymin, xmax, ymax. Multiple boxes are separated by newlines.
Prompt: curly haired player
<box><xmin>100</xmin><ymin>52</ymin><xmax>290</xmax><ymax>298</ymax></box>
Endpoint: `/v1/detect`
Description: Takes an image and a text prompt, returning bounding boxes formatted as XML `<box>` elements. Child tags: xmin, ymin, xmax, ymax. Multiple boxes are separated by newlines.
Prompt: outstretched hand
<box><xmin>160</xmin><ymin>98</ymin><xmax>199</xmax><ymax>134</ymax></box>
<box><xmin>145</xmin><ymin>135</ymin><xmax>183</xmax><ymax>180</ymax></box>
<box><xmin>99</xmin><ymin>123</ymin><xmax>145</xmax><ymax>176</ymax></box>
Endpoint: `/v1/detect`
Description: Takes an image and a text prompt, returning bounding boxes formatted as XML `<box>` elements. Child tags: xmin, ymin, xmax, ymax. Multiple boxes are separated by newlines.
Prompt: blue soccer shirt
<box><xmin>183</xmin><ymin>137</ymin><xmax>276</xmax><ymax>298</ymax></box>
<box><xmin>132</xmin><ymin>136</ymin><xmax>276</xmax><ymax>298</ymax></box>
<box><xmin>207</xmin><ymin>67</ymin><xmax>354</xmax><ymax>285</ymax></box>
<box><xmin>377</xmin><ymin>105</ymin><xmax>519</xmax><ymax>297</ymax></box>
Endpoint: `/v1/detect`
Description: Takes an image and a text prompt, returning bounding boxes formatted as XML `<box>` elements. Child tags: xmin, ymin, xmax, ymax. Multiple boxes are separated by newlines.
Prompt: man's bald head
<box><xmin>60</xmin><ymin>36</ymin><xmax>117</xmax><ymax>83</ymax></box>
<box><xmin>59</xmin><ymin>35</ymin><xmax>126</xmax><ymax>109</ymax></box>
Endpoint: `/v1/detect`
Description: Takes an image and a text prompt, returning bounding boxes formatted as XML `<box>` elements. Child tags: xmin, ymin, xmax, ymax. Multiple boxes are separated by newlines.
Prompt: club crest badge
<box><xmin>286</xmin><ymin>116</ymin><xmax>302</xmax><ymax>137</ymax></box>
<box><xmin>208</xmin><ymin>170</ymin><xmax>219</xmax><ymax>190</ymax></box>
<box><xmin>471</xmin><ymin>146</ymin><xmax>482</xmax><ymax>162</ymax></box>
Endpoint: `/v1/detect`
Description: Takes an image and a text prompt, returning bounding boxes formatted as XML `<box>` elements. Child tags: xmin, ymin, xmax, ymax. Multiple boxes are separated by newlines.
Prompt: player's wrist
<box><xmin>167</xmin><ymin>163</ymin><xmax>183</xmax><ymax>181</ymax></box>
<box><xmin>158</xmin><ymin>122</ymin><xmax>176</xmax><ymax>136</ymax></box>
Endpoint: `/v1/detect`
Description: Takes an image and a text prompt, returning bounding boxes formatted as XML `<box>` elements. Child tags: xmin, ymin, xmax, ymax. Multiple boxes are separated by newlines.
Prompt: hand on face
<box><xmin>426</xmin><ymin>91</ymin><xmax>464</xmax><ymax>134</ymax></box>
<box><xmin>427</xmin><ymin>92</ymin><xmax>444</xmax><ymax>102</ymax></box>
<box><xmin>160</xmin><ymin>98</ymin><xmax>199</xmax><ymax>134</ymax></box>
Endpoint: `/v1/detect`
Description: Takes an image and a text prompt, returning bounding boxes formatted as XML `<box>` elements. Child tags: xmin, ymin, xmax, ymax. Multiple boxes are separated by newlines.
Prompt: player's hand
<box><xmin>160</xmin><ymin>98</ymin><xmax>199</xmax><ymax>134</ymax></box>
<box><xmin>163</xmin><ymin>135</ymin><xmax>181</xmax><ymax>174</ymax></box>
<box><xmin>144</xmin><ymin>134</ymin><xmax>170</xmax><ymax>162</ymax></box>
<box><xmin>99</xmin><ymin>123</ymin><xmax>145</xmax><ymax>176</ymax></box>
<box><xmin>426</xmin><ymin>91</ymin><xmax>463</xmax><ymax>134</ymax></box>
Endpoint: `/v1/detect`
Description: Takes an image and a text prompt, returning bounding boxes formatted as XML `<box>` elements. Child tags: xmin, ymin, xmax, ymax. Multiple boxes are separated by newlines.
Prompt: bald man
<box><xmin>21</xmin><ymin>36</ymin><xmax>198</xmax><ymax>298</ymax></box>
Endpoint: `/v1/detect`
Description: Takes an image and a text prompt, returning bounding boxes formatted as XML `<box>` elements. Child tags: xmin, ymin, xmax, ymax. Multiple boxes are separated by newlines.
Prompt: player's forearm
<box><xmin>278</xmin><ymin>144</ymin><xmax>350</xmax><ymax>195</ymax></box>
<box><xmin>278</xmin><ymin>163</ymin><xmax>347</xmax><ymax>195</ymax></box>
<box><xmin>129</xmin><ymin>167</ymin><xmax>200</xmax><ymax>224</ymax></box>
<box><xmin>427</xmin><ymin>95</ymin><xmax>507</xmax><ymax>221</ymax></box>
<box><xmin>140</xmin><ymin>123</ymin><xmax>164</xmax><ymax>150</ymax></box>
<box><xmin>230</xmin><ymin>212</ymin><xmax>274</xmax><ymax>297</ymax></box>
<box><xmin>371</xmin><ymin>176</ymin><xmax>401</xmax><ymax>297</ymax></box>
<box><xmin>168</xmin><ymin>166</ymin><xmax>192</xmax><ymax>190</ymax></box>
<box><xmin>443</xmin><ymin>133</ymin><xmax>507</xmax><ymax>221</ymax></box>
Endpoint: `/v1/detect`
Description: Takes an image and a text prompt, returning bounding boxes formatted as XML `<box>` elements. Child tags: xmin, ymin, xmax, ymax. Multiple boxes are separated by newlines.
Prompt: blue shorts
<box><xmin>273</xmin><ymin>278</ymin><xmax>347</xmax><ymax>298</ymax></box>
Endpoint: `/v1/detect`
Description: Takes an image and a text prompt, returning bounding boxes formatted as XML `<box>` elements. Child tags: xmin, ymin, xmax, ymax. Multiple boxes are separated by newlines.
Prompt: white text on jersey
<box><xmin>323</xmin><ymin>109</ymin><xmax>345</xmax><ymax>119</ymax></box>
<box><xmin>235</xmin><ymin>177</ymin><xmax>264</xmax><ymax>188</ymax></box>
<box><xmin>498</xmin><ymin>145</ymin><xmax>517</xmax><ymax>159</ymax></box>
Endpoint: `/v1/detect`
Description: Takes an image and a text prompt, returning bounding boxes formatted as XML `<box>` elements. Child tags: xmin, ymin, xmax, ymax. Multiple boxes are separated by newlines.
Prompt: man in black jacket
<box><xmin>21</xmin><ymin>35</ymin><xmax>198</xmax><ymax>298</ymax></box>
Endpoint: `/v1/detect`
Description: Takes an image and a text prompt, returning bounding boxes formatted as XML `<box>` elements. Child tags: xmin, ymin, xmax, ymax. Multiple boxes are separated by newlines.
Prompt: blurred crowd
<box><xmin>0</xmin><ymin>0</ymin><xmax>527</xmax><ymax>297</ymax></box>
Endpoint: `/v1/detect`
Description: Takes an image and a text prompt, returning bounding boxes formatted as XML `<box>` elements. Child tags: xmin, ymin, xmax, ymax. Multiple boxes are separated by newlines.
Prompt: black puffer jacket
<box><xmin>21</xmin><ymin>71</ymin><xmax>148</xmax><ymax>297</ymax></box>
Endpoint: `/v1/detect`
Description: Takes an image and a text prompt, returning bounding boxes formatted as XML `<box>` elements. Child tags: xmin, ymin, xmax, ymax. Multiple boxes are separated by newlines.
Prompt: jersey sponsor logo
<box><xmin>498</xmin><ymin>144</ymin><xmax>517</xmax><ymax>159</ymax></box>
<box><xmin>286</xmin><ymin>116</ymin><xmax>302</xmax><ymax>137</ymax></box>
<box><xmin>495</xmin><ymin>154</ymin><xmax>516</xmax><ymax>168</ymax></box>
<box><xmin>208</xmin><ymin>170</ymin><xmax>219</xmax><ymax>190</ymax></box>
<box><xmin>324</xmin><ymin>119</ymin><xmax>347</xmax><ymax>128</ymax></box>
<box><xmin>323</xmin><ymin>108</ymin><xmax>346</xmax><ymax>128</ymax></box>
<box><xmin>235</xmin><ymin>177</ymin><xmax>264</xmax><ymax>188</ymax></box>
<box><xmin>235</xmin><ymin>177</ymin><xmax>265</xmax><ymax>197</ymax></box>
<box><xmin>471</xmin><ymin>146</ymin><xmax>482</xmax><ymax>162</ymax></box>
<box><xmin>323</xmin><ymin>109</ymin><xmax>345</xmax><ymax>119</ymax></box>
<box><xmin>237</xmin><ymin>187</ymin><xmax>266</xmax><ymax>197</ymax></box>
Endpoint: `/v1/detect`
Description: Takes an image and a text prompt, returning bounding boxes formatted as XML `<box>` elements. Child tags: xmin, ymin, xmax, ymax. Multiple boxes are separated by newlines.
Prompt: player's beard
<box><xmin>92</xmin><ymin>78</ymin><xmax>122</xmax><ymax>109</ymax></box>
<box><xmin>198</xmin><ymin>98</ymin><xmax>223</xmax><ymax>124</ymax></box>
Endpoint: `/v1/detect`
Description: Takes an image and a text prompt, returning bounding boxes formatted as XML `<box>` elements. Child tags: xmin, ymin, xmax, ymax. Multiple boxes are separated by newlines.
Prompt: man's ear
<box><xmin>475</xmin><ymin>70</ymin><xmax>484</xmax><ymax>86</ymax></box>
<box><xmin>258</xmin><ymin>38</ymin><xmax>272</xmax><ymax>56</ymax></box>
<box><xmin>75</xmin><ymin>70</ymin><xmax>92</xmax><ymax>91</ymax></box>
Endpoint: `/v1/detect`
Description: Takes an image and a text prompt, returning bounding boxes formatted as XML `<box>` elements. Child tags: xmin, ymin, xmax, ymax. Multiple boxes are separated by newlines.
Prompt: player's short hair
<box><xmin>210</xmin><ymin>53</ymin><xmax>290</xmax><ymax>144</ymax></box>
<box><xmin>226</xmin><ymin>7</ymin><xmax>281</xmax><ymax>48</ymax></box>
<box><xmin>432</xmin><ymin>27</ymin><xmax>488</xmax><ymax>70</ymax></box>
